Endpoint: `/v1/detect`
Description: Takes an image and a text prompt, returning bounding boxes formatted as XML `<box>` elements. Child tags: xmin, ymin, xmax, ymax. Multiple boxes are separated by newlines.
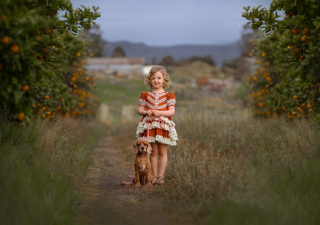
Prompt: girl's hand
<box><xmin>152</xmin><ymin>110</ymin><xmax>161</xmax><ymax>117</ymax></box>
<box><xmin>146</xmin><ymin>110</ymin><xmax>153</xmax><ymax>116</ymax></box>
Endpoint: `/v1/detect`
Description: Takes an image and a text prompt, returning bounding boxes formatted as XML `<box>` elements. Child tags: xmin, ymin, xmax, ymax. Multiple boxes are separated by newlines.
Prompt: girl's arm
<box><xmin>152</xmin><ymin>106</ymin><xmax>175</xmax><ymax>117</ymax></box>
<box><xmin>138</xmin><ymin>106</ymin><xmax>153</xmax><ymax>116</ymax></box>
<box><xmin>138</xmin><ymin>105</ymin><xmax>147</xmax><ymax>116</ymax></box>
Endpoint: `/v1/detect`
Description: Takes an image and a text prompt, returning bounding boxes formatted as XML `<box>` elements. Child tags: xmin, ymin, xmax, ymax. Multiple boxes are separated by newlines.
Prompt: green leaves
<box><xmin>13</xmin><ymin>90</ymin><xmax>24</xmax><ymax>104</ymax></box>
<box><xmin>0</xmin><ymin>0</ymin><xmax>100</xmax><ymax>122</ymax></box>
<box><xmin>244</xmin><ymin>0</ymin><xmax>320</xmax><ymax>120</ymax></box>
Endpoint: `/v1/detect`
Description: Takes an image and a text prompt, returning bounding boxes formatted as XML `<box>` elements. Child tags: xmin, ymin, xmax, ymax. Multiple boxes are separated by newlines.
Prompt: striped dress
<box><xmin>136</xmin><ymin>91</ymin><xmax>178</xmax><ymax>146</ymax></box>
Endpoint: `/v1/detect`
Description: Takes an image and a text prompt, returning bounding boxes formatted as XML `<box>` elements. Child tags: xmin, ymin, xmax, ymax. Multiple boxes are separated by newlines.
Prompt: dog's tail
<box><xmin>120</xmin><ymin>181</ymin><xmax>134</xmax><ymax>187</ymax></box>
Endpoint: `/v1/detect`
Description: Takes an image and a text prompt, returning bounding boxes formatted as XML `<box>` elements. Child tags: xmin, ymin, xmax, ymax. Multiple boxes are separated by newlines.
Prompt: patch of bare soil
<box><xmin>74</xmin><ymin>138</ymin><xmax>186</xmax><ymax>225</ymax></box>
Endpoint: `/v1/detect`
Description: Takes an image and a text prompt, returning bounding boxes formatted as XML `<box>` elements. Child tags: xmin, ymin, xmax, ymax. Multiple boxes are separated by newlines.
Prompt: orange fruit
<box><xmin>47</xmin><ymin>111</ymin><xmax>51</xmax><ymax>115</ymax></box>
<box><xmin>291</xmin><ymin>29</ymin><xmax>300</xmax><ymax>35</ymax></box>
<box><xmin>301</xmin><ymin>36</ymin><xmax>308</xmax><ymax>42</ymax></box>
<box><xmin>307</xmin><ymin>104</ymin><xmax>312</xmax><ymax>108</ymax></box>
<box><xmin>262</xmin><ymin>53</ymin><xmax>266</xmax><ymax>57</ymax></box>
<box><xmin>287</xmin><ymin>46</ymin><xmax>290</xmax><ymax>49</ymax></box>
<box><xmin>2</xmin><ymin>36</ymin><xmax>9</xmax><ymax>45</ymax></box>
<box><xmin>36</xmin><ymin>35</ymin><xmax>41</xmax><ymax>42</ymax></box>
<box><xmin>288</xmin><ymin>115</ymin><xmax>292</xmax><ymax>119</ymax></box>
<box><xmin>87</xmin><ymin>43</ymin><xmax>91</xmax><ymax>46</ymax></box>
<box><xmin>292</xmin><ymin>111</ymin><xmax>296</xmax><ymax>115</ymax></box>
<box><xmin>90</xmin><ymin>53</ymin><xmax>94</xmax><ymax>57</ymax></box>
<box><xmin>253</xmin><ymin>77</ymin><xmax>257</xmax><ymax>81</ymax></box>
<box><xmin>18</xmin><ymin>113</ymin><xmax>24</xmax><ymax>121</ymax></box>
<box><xmin>44</xmin><ymin>95</ymin><xmax>49</xmax><ymax>99</ymax></box>
<box><xmin>52</xmin><ymin>46</ymin><xmax>55</xmax><ymax>49</ymax></box>
<box><xmin>294</xmin><ymin>48</ymin><xmax>300</xmax><ymax>54</ymax></box>
<box><xmin>85</xmin><ymin>77</ymin><xmax>89</xmax><ymax>81</ymax></box>
<box><xmin>77</xmin><ymin>53</ymin><xmax>81</xmax><ymax>57</ymax></box>
<box><xmin>22</xmin><ymin>85</ymin><xmax>29</xmax><ymax>91</ymax></box>
<box><xmin>10</xmin><ymin>44</ymin><xmax>19</xmax><ymax>53</ymax></box>
<box><xmin>293</xmin><ymin>95</ymin><xmax>298</xmax><ymax>99</ymax></box>
<box><xmin>42</xmin><ymin>48</ymin><xmax>49</xmax><ymax>54</ymax></box>
<box><xmin>44</xmin><ymin>29</ymin><xmax>51</xmax><ymax>35</ymax></box>
<box><xmin>299</xmin><ymin>54</ymin><xmax>306</xmax><ymax>60</ymax></box>
<box><xmin>37</xmin><ymin>55</ymin><xmax>43</xmax><ymax>60</ymax></box>
<box><xmin>61</xmin><ymin>98</ymin><xmax>64</xmax><ymax>101</ymax></box>
<box><xmin>32</xmin><ymin>103</ymin><xmax>36</xmax><ymax>108</ymax></box>
<box><xmin>249</xmin><ymin>53</ymin><xmax>253</xmax><ymax>57</ymax></box>
<box><xmin>303</xmin><ymin>27</ymin><xmax>310</xmax><ymax>33</ymax></box>
<box><xmin>93</xmin><ymin>83</ymin><xmax>96</xmax><ymax>87</ymax></box>
<box><xmin>0</xmin><ymin>13</ymin><xmax>7</xmax><ymax>21</ymax></box>
<box><xmin>50</xmin><ymin>115</ymin><xmax>55</xmax><ymax>119</ymax></box>
<box><xmin>42</xmin><ymin>114</ymin><xmax>45</xmax><ymax>118</ymax></box>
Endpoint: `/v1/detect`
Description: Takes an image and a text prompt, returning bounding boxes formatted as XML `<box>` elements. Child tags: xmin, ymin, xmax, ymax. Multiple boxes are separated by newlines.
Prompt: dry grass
<box><xmin>110</xmin><ymin>105</ymin><xmax>320</xmax><ymax>224</ymax></box>
<box><xmin>0</xmin><ymin>118</ymin><xmax>104</xmax><ymax>225</ymax></box>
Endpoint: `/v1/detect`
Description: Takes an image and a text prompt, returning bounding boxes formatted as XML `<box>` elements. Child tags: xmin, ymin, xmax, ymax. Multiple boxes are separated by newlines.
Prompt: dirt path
<box><xmin>74</xmin><ymin>137</ymin><xmax>184</xmax><ymax>225</ymax></box>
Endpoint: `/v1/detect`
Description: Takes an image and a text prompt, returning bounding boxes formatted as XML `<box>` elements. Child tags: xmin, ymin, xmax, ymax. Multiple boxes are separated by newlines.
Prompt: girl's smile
<box><xmin>151</xmin><ymin>71</ymin><xmax>164</xmax><ymax>90</ymax></box>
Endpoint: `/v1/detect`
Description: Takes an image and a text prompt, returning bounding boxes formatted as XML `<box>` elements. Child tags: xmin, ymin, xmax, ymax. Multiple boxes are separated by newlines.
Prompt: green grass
<box><xmin>0</xmin><ymin>118</ymin><xmax>104</xmax><ymax>225</ymax></box>
<box><xmin>96</xmin><ymin>79</ymin><xmax>148</xmax><ymax>104</ymax></box>
<box><xmin>96</xmin><ymin>78</ymin><xmax>174</xmax><ymax>104</ymax></box>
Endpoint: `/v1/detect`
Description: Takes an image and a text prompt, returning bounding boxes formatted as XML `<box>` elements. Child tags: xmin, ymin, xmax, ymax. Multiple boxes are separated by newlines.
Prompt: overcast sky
<box><xmin>70</xmin><ymin>0</ymin><xmax>273</xmax><ymax>46</ymax></box>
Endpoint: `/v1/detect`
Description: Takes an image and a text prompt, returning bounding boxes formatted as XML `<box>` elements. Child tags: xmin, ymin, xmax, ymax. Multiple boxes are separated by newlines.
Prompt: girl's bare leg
<box><xmin>150</xmin><ymin>142</ymin><xmax>159</xmax><ymax>178</ymax></box>
<box><xmin>158</xmin><ymin>143</ymin><xmax>168</xmax><ymax>178</ymax></box>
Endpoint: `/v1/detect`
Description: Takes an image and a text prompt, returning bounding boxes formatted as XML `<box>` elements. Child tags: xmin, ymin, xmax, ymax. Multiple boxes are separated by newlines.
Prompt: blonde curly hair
<box><xmin>144</xmin><ymin>66</ymin><xmax>170</xmax><ymax>90</ymax></box>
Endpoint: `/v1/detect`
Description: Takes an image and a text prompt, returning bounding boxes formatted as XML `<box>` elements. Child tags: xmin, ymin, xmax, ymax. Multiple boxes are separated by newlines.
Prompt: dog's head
<box><xmin>131</xmin><ymin>139</ymin><xmax>152</xmax><ymax>155</ymax></box>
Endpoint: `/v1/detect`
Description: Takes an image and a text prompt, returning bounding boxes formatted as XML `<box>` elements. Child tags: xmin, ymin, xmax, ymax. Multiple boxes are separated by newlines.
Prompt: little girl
<box><xmin>136</xmin><ymin>66</ymin><xmax>178</xmax><ymax>185</ymax></box>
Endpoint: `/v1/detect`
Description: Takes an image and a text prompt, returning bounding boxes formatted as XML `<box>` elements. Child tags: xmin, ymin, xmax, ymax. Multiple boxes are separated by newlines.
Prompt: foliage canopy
<box><xmin>243</xmin><ymin>0</ymin><xmax>320</xmax><ymax>120</ymax></box>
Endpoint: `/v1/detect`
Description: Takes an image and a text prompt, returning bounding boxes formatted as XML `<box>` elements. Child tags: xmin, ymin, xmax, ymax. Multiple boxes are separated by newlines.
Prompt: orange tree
<box><xmin>0</xmin><ymin>0</ymin><xmax>100</xmax><ymax>123</ymax></box>
<box><xmin>242</xmin><ymin>0</ymin><xmax>320</xmax><ymax>120</ymax></box>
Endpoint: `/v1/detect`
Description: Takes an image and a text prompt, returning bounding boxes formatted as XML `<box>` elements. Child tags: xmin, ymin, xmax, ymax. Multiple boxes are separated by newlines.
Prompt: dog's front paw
<box><xmin>135</xmin><ymin>183</ymin><xmax>142</xmax><ymax>188</ymax></box>
<box><xmin>145</xmin><ymin>182</ymin><xmax>152</xmax><ymax>188</ymax></box>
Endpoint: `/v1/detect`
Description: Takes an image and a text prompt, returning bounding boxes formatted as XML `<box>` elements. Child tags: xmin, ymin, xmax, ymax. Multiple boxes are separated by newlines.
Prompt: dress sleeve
<box><xmin>166</xmin><ymin>92</ymin><xmax>176</xmax><ymax>106</ymax></box>
<box><xmin>139</xmin><ymin>92</ymin><xmax>147</xmax><ymax>107</ymax></box>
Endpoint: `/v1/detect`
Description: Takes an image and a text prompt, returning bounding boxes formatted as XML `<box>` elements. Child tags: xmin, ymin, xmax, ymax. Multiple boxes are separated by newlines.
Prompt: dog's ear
<box><xmin>147</xmin><ymin>142</ymin><xmax>152</xmax><ymax>155</ymax></box>
<box><xmin>131</xmin><ymin>140</ymin><xmax>139</xmax><ymax>154</ymax></box>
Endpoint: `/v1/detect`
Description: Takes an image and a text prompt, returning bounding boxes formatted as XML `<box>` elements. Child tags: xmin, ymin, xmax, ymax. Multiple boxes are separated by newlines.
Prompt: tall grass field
<box><xmin>110</xmin><ymin>105</ymin><xmax>320</xmax><ymax>225</ymax></box>
<box><xmin>0</xmin><ymin>118</ymin><xmax>103</xmax><ymax>225</ymax></box>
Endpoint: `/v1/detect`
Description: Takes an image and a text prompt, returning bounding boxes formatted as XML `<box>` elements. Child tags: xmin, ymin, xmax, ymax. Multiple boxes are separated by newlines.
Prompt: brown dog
<box><xmin>121</xmin><ymin>139</ymin><xmax>153</xmax><ymax>188</ymax></box>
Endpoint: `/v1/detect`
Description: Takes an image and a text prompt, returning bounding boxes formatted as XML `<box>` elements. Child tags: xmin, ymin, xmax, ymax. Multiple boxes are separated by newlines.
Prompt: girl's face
<box><xmin>151</xmin><ymin>71</ymin><xmax>164</xmax><ymax>90</ymax></box>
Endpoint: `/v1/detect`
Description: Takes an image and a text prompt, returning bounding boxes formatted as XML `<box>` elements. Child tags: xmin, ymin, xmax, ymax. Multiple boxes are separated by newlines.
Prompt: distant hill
<box><xmin>103</xmin><ymin>41</ymin><xmax>241</xmax><ymax>66</ymax></box>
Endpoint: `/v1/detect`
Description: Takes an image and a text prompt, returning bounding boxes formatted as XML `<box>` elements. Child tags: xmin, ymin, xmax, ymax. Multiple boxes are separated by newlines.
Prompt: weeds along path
<box><xmin>74</xmin><ymin>137</ymin><xmax>182</xmax><ymax>225</ymax></box>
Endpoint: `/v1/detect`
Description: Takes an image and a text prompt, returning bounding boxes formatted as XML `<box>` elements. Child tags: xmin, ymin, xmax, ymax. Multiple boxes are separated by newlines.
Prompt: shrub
<box><xmin>242</xmin><ymin>1</ymin><xmax>320</xmax><ymax>120</ymax></box>
<box><xmin>0</xmin><ymin>0</ymin><xmax>100</xmax><ymax>123</ymax></box>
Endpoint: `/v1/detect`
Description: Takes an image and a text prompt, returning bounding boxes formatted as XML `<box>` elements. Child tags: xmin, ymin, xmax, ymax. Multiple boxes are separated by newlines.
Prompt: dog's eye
<box><xmin>137</xmin><ymin>143</ymin><xmax>141</xmax><ymax>146</ymax></box>
<box><xmin>144</xmin><ymin>144</ymin><xmax>147</xmax><ymax>146</ymax></box>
